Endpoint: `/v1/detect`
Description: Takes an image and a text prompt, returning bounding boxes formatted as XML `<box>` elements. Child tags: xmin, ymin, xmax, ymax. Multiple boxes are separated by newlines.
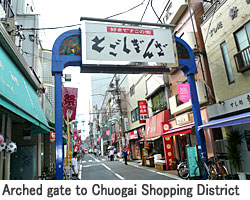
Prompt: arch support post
<box><xmin>55</xmin><ymin>72</ymin><xmax>63</xmax><ymax>180</ymax></box>
<box><xmin>187</xmin><ymin>72</ymin><xmax>208</xmax><ymax>180</ymax></box>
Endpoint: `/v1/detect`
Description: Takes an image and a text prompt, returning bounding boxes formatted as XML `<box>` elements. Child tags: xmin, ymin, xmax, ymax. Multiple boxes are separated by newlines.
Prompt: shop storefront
<box><xmin>0</xmin><ymin>29</ymin><xmax>50</xmax><ymax>179</ymax></box>
<box><xmin>199</xmin><ymin>92</ymin><xmax>250</xmax><ymax>174</ymax></box>
<box><xmin>144</xmin><ymin>110</ymin><xmax>170</xmax><ymax>166</ymax></box>
<box><xmin>162</xmin><ymin>108</ymin><xmax>213</xmax><ymax>170</ymax></box>
<box><xmin>129</xmin><ymin>129</ymin><xmax>141</xmax><ymax>160</ymax></box>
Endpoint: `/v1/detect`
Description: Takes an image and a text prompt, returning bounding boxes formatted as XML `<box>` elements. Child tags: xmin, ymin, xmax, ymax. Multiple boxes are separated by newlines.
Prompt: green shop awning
<box><xmin>0</xmin><ymin>46</ymin><xmax>50</xmax><ymax>133</ymax></box>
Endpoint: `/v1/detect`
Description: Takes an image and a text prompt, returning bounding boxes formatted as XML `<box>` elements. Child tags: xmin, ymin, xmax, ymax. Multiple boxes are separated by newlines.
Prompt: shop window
<box><xmin>220</xmin><ymin>41</ymin><xmax>235</xmax><ymax>84</ymax></box>
<box><xmin>234</xmin><ymin>21</ymin><xmax>250</xmax><ymax>72</ymax></box>
<box><xmin>245</xmin><ymin>130</ymin><xmax>250</xmax><ymax>151</ymax></box>
<box><xmin>23</xmin><ymin>123</ymin><xmax>31</xmax><ymax>140</ymax></box>
<box><xmin>151</xmin><ymin>90</ymin><xmax>167</xmax><ymax>112</ymax></box>
<box><xmin>130</xmin><ymin>85</ymin><xmax>135</xmax><ymax>97</ymax></box>
<box><xmin>212</xmin><ymin>128</ymin><xmax>223</xmax><ymax>140</ymax></box>
<box><xmin>131</xmin><ymin>107</ymin><xmax>139</xmax><ymax>123</ymax></box>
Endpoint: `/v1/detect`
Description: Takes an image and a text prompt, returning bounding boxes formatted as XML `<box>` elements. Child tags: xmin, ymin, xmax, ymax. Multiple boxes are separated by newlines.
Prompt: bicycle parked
<box><xmin>194</xmin><ymin>152</ymin><xmax>216</xmax><ymax>180</ymax></box>
<box><xmin>209</xmin><ymin>155</ymin><xmax>229</xmax><ymax>180</ymax></box>
<box><xmin>177</xmin><ymin>159</ymin><xmax>190</xmax><ymax>179</ymax></box>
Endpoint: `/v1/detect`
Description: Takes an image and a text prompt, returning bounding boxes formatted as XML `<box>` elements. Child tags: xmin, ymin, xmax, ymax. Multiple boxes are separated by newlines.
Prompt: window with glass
<box><xmin>151</xmin><ymin>90</ymin><xmax>167</xmax><ymax>112</ymax></box>
<box><xmin>130</xmin><ymin>85</ymin><xmax>135</xmax><ymax>97</ymax></box>
<box><xmin>234</xmin><ymin>21</ymin><xmax>250</xmax><ymax>72</ymax></box>
<box><xmin>220</xmin><ymin>41</ymin><xmax>235</xmax><ymax>84</ymax></box>
<box><xmin>131</xmin><ymin>107</ymin><xmax>139</xmax><ymax>123</ymax></box>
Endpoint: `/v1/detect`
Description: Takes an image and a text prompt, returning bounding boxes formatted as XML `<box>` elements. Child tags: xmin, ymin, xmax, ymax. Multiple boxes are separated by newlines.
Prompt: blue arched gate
<box><xmin>52</xmin><ymin>25</ymin><xmax>207</xmax><ymax>180</ymax></box>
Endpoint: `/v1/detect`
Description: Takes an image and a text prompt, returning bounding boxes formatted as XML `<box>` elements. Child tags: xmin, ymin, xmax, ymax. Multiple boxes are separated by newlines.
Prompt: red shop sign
<box><xmin>138</xmin><ymin>100</ymin><xmax>148</xmax><ymax>123</ymax></box>
<box><xmin>112</xmin><ymin>133</ymin><xmax>117</xmax><ymax>144</ymax></box>
<box><xmin>129</xmin><ymin>130</ymin><xmax>138</xmax><ymax>140</ymax></box>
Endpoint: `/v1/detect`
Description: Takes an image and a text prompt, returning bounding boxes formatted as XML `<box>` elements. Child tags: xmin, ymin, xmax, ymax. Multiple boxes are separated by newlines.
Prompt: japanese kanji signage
<box><xmin>177</xmin><ymin>83</ymin><xmax>191</xmax><ymax>103</ymax></box>
<box><xmin>62</xmin><ymin>87</ymin><xmax>78</xmax><ymax>121</ymax></box>
<box><xmin>138</xmin><ymin>100</ymin><xmax>148</xmax><ymax>123</ymax></box>
<box><xmin>82</xmin><ymin>22</ymin><xmax>177</xmax><ymax>64</ymax></box>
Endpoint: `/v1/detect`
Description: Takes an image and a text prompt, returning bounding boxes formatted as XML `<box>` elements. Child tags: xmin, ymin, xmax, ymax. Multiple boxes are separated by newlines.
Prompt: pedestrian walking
<box><xmin>122</xmin><ymin>148</ymin><xmax>128</xmax><ymax>165</ymax></box>
<box><xmin>109</xmin><ymin>148</ymin><xmax>115</xmax><ymax>161</ymax></box>
<box><xmin>71</xmin><ymin>152</ymin><xmax>79</xmax><ymax>179</ymax></box>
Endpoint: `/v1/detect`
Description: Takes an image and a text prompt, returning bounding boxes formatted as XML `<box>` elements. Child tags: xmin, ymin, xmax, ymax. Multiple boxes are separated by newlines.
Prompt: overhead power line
<box><xmin>20</xmin><ymin>0</ymin><xmax>147</xmax><ymax>31</ymax></box>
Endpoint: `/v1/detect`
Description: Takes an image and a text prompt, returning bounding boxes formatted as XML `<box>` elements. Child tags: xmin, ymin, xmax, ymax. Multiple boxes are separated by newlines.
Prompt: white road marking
<box><xmin>101</xmin><ymin>163</ymin><xmax>111</xmax><ymax>171</ymax></box>
<box><xmin>79</xmin><ymin>165</ymin><xmax>82</xmax><ymax>178</ymax></box>
<box><xmin>101</xmin><ymin>163</ymin><xmax>125</xmax><ymax>180</ymax></box>
<box><xmin>89</xmin><ymin>154</ymin><xmax>101</xmax><ymax>163</ymax></box>
<box><xmin>115</xmin><ymin>173</ymin><xmax>125</xmax><ymax>180</ymax></box>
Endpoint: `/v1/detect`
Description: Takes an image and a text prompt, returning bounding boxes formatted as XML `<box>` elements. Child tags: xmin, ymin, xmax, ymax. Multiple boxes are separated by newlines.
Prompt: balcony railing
<box><xmin>2</xmin><ymin>0</ymin><xmax>14</xmax><ymax>18</ymax></box>
<box><xmin>200</xmin><ymin>0</ymin><xmax>227</xmax><ymax>25</ymax></box>
<box><xmin>234</xmin><ymin>45</ymin><xmax>250</xmax><ymax>72</ymax></box>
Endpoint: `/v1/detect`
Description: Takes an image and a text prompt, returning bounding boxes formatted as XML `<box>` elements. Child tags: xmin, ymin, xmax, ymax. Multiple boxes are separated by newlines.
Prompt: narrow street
<box><xmin>80</xmin><ymin>154</ymin><xmax>178</xmax><ymax>180</ymax></box>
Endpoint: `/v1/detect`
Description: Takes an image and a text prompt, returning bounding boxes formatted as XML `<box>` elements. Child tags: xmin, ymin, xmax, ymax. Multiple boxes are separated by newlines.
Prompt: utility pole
<box><xmin>115</xmin><ymin>75</ymin><xmax>125</xmax><ymax>156</ymax></box>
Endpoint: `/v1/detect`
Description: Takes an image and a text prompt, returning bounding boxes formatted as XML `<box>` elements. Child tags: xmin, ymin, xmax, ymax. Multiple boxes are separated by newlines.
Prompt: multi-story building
<box><xmin>160</xmin><ymin>0</ymin><xmax>216</xmax><ymax>168</ymax></box>
<box><xmin>199</xmin><ymin>0</ymin><xmax>250</xmax><ymax>175</ymax></box>
<box><xmin>0</xmin><ymin>0</ymin><xmax>50</xmax><ymax>180</ymax></box>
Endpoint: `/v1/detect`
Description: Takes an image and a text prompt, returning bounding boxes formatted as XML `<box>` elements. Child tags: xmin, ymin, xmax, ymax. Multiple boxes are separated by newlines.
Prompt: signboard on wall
<box><xmin>177</xmin><ymin>83</ymin><xmax>191</xmax><ymax>103</ymax></box>
<box><xmin>187</xmin><ymin>146</ymin><xmax>199</xmax><ymax>177</ymax></box>
<box><xmin>82</xmin><ymin>22</ymin><xmax>177</xmax><ymax>64</ymax></box>
<box><xmin>176</xmin><ymin>113</ymin><xmax>191</xmax><ymax>125</ymax></box>
<box><xmin>138</xmin><ymin>100</ymin><xmax>148</xmax><ymax>123</ymax></box>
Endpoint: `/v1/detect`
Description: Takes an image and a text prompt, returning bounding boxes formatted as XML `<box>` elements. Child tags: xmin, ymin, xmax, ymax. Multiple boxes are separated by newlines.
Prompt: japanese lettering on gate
<box><xmin>83</xmin><ymin>22</ymin><xmax>176</xmax><ymax>64</ymax></box>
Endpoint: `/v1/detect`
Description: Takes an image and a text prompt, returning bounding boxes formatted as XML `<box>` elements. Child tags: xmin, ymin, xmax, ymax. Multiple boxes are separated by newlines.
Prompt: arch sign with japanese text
<box><xmin>79</xmin><ymin>17</ymin><xmax>178</xmax><ymax>74</ymax></box>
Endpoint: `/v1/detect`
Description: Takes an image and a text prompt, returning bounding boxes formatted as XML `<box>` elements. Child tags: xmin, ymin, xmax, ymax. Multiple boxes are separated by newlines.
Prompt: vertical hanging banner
<box><xmin>62</xmin><ymin>87</ymin><xmax>78</xmax><ymax>121</ymax></box>
<box><xmin>73</xmin><ymin>144</ymin><xmax>79</xmax><ymax>152</ymax></box>
<box><xmin>106</xmin><ymin>130</ymin><xmax>110</xmax><ymax>136</ymax></box>
<box><xmin>177</xmin><ymin>83</ymin><xmax>191</xmax><ymax>103</ymax></box>
<box><xmin>138</xmin><ymin>100</ymin><xmax>148</xmax><ymax>123</ymax></box>
<box><xmin>50</xmin><ymin>131</ymin><xmax>55</xmax><ymax>142</ymax></box>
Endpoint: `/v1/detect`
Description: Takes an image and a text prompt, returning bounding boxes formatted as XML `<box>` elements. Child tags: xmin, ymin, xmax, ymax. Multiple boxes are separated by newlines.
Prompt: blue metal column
<box><xmin>55</xmin><ymin>72</ymin><xmax>63</xmax><ymax>180</ymax></box>
<box><xmin>187</xmin><ymin>74</ymin><xmax>207</xmax><ymax>155</ymax></box>
<box><xmin>187</xmin><ymin>73</ymin><xmax>208</xmax><ymax>179</ymax></box>
<box><xmin>176</xmin><ymin>36</ymin><xmax>208</xmax><ymax>179</ymax></box>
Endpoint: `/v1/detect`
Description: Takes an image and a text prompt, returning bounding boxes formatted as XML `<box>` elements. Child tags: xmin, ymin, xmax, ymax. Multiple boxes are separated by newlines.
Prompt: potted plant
<box><xmin>170</xmin><ymin>160</ymin><xmax>177</xmax><ymax>170</ymax></box>
<box><xmin>226</xmin><ymin>129</ymin><xmax>245</xmax><ymax>179</ymax></box>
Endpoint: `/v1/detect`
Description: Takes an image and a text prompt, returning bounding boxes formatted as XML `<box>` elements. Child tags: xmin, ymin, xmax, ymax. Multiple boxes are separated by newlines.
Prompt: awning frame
<box><xmin>198</xmin><ymin>112</ymin><xmax>250</xmax><ymax>130</ymax></box>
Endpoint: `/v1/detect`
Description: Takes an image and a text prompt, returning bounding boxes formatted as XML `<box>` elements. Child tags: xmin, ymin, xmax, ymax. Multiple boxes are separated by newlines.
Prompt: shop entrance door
<box><xmin>177</xmin><ymin>134</ymin><xmax>191</xmax><ymax>161</ymax></box>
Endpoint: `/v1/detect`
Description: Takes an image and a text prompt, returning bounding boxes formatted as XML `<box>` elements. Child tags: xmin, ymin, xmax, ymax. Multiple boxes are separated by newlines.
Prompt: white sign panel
<box><xmin>82</xmin><ymin>22</ymin><xmax>176</xmax><ymax>64</ymax></box>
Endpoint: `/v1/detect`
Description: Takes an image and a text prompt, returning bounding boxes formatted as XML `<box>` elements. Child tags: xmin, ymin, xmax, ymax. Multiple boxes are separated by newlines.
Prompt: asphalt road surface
<box><xmin>80</xmin><ymin>153</ymin><xmax>177</xmax><ymax>180</ymax></box>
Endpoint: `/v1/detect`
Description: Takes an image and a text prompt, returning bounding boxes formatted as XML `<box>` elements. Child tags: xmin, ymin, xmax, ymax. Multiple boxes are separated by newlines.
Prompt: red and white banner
<box><xmin>112</xmin><ymin>133</ymin><xmax>117</xmax><ymax>144</ymax></box>
<box><xmin>138</xmin><ymin>100</ymin><xmax>148</xmax><ymax>123</ymax></box>
<box><xmin>50</xmin><ymin>131</ymin><xmax>55</xmax><ymax>142</ymax></box>
<box><xmin>73</xmin><ymin>144</ymin><xmax>79</xmax><ymax>152</ymax></box>
<box><xmin>129</xmin><ymin>130</ymin><xmax>138</xmax><ymax>140</ymax></box>
<box><xmin>62</xmin><ymin>87</ymin><xmax>78</xmax><ymax>121</ymax></box>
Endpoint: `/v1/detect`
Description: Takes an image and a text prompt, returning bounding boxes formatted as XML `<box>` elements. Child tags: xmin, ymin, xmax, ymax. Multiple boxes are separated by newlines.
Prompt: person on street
<box><xmin>122</xmin><ymin>148</ymin><xmax>128</xmax><ymax>165</ymax></box>
<box><xmin>109</xmin><ymin>148</ymin><xmax>115</xmax><ymax>161</ymax></box>
<box><xmin>71</xmin><ymin>152</ymin><xmax>79</xmax><ymax>179</ymax></box>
